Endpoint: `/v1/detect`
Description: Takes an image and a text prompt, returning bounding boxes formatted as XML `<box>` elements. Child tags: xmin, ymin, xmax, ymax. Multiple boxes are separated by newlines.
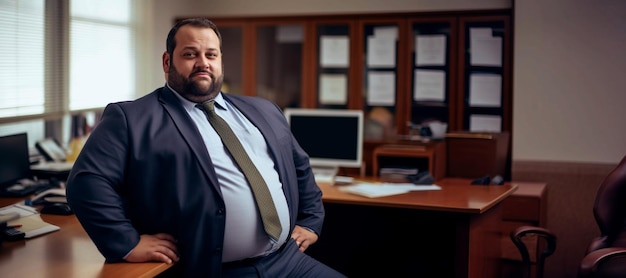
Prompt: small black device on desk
<box><xmin>1</xmin><ymin>212</ymin><xmax>25</xmax><ymax>242</ymax></box>
<box><xmin>40</xmin><ymin>203</ymin><xmax>73</xmax><ymax>215</ymax></box>
<box><xmin>3</xmin><ymin>225</ymin><xmax>26</xmax><ymax>241</ymax></box>
<box><xmin>471</xmin><ymin>175</ymin><xmax>504</xmax><ymax>186</ymax></box>
<box><xmin>29</xmin><ymin>188</ymin><xmax>73</xmax><ymax>215</ymax></box>
<box><xmin>0</xmin><ymin>179</ymin><xmax>59</xmax><ymax>197</ymax></box>
<box><xmin>0</xmin><ymin>133</ymin><xmax>62</xmax><ymax>197</ymax></box>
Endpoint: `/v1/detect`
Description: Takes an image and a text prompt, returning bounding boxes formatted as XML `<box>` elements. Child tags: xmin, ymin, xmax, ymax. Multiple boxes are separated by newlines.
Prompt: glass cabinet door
<box><xmin>219</xmin><ymin>25</ymin><xmax>244</xmax><ymax>96</ymax></box>
<box><xmin>255</xmin><ymin>24</ymin><xmax>304</xmax><ymax>110</ymax></box>
<box><xmin>458</xmin><ymin>16</ymin><xmax>511</xmax><ymax>133</ymax></box>
<box><xmin>409</xmin><ymin>18</ymin><xmax>456</xmax><ymax>134</ymax></box>
<box><xmin>315</xmin><ymin>23</ymin><xmax>352</xmax><ymax>110</ymax></box>
<box><xmin>361</xmin><ymin>21</ymin><xmax>402</xmax><ymax>140</ymax></box>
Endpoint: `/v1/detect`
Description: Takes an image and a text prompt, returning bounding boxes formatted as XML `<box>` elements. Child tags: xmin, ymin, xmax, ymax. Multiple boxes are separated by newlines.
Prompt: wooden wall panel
<box><xmin>511</xmin><ymin>160</ymin><xmax>616</xmax><ymax>278</ymax></box>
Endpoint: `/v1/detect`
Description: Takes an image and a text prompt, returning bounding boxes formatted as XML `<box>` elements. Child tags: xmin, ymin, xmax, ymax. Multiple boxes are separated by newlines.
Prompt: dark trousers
<box><xmin>222</xmin><ymin>238</ymin><xmax>346</xmax><ymax>278</ymax></box>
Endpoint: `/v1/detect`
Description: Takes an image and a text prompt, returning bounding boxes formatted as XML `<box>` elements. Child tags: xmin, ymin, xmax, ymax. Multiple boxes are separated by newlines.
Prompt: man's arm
<box><xmin>66</xmin><ymin>103</ymin><xmax>143</xmax><ymax>262</ymax></box>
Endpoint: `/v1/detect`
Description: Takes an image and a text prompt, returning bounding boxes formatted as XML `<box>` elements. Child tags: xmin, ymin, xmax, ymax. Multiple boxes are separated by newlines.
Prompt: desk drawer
<box><xmin>502</xmin><ymin>195</ymin><xmax>541</xmax><ymax>222</ymax></box>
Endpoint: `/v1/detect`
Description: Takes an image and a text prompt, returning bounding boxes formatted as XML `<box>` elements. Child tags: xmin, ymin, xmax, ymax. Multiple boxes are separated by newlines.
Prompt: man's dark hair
<box><xmin>166</xmin><ymin>17</ymin><xmax>222</xmax><ymax>56</ymax></box>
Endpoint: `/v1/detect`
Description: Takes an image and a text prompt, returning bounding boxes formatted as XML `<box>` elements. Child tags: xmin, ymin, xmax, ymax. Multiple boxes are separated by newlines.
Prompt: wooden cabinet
<box><xmin>406</xmin><ymin>17</ymin><xmax>458</xmax><ymax>133</ymax></box>
<box><xmin>445</xmin><ymin>131</ymin><xmax>510</xmax><ymax>179</ymax></box>
<box><xmin>457</xmin><ymin>15</ymin><xmax>512</xmax><ymax>133</ymax></box>
<box><xmin>190</xmin><ymin>10</ymin><xmax>513</xmax><ymax>172</ymax></box>
<box><xmin>210</xmin><ymin>18</ymin><xmax>311</xmax><ymax>111</ymax></box>
<box><xmin>372</xmin><ymin>141</ymin><xmax>447</xmax><ymax>180</ymax></box>
<box><xmin>198</xmin><ymin>9</ymin><xmax>512</xmax><ymax>132</ymax></box>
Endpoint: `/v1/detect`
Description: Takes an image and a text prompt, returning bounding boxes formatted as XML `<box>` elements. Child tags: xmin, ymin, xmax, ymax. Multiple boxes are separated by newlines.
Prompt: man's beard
<box><xmin>168</xmin><ymin>63</ymin><xmax>223</xmax><ymax>102</ymax></box>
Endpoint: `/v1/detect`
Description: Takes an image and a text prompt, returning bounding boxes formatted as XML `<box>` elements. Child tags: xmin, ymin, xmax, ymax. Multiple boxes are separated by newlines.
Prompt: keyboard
<box><xmin>0</xmin><ymin>180</ymin><xmax>58</xmax><ymax>197</ymax></box>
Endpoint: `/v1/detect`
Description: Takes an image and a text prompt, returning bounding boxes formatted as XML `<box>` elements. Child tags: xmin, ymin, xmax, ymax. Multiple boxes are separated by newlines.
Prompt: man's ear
<box><xmin>162</xmin><ymin>52</ymin><xmax>170</xmax><ymax>74</ymax></box>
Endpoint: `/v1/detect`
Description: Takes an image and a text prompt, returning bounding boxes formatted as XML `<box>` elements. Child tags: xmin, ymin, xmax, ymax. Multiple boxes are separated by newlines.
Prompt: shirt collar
<box><xmin>166</xmin><ymin>83</ymin><xmax>227</xmax><ymax>112</ymax></box>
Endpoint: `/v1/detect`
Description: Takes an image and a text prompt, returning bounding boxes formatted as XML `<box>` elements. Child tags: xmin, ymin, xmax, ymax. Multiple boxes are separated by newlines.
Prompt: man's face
<box><xmin>162</xmin><ymin>25</ymin><xmax>223</xmax><ymax>103</ymax></box>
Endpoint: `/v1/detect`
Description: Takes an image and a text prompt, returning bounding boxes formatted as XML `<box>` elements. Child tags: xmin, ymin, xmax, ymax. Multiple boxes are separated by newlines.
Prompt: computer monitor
<box><xmin>0</xmin><ymin>133</ymin><xmax>31</xmax><ymax>188</ymax></box>
<box><xmin>284</xmin><ymin>108</ymin><xmax>363</xmax><ymax>181</ymax></box>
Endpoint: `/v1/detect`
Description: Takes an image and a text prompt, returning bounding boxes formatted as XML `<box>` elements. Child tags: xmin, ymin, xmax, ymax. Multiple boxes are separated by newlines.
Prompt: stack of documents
<box><xmin>379</xmin><ymin>167</ymin><xmax>418</xmax><ymax>180</ymax></box>
<box><xmin>339</xmin><ymin>182</ymin><xmax>441</xmax><ymax>198</ymax></box>
<box><xmin>0</xmin><ymin>204</ymin><xmax>60</xmax><ymax>238</ymax></box>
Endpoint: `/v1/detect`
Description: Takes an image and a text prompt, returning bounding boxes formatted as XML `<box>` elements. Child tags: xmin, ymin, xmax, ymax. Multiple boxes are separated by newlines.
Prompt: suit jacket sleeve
<box><xmin>65</xmin><ymin>102</ymin><xmax>139</xmax><ymax>261</ymax></box>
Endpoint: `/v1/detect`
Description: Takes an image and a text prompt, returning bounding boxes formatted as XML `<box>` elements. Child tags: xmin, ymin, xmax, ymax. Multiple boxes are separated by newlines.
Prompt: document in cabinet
<box><xmin>414</xmin><ymin>69</ymin><xmax>446</xmax><ymax>102</ymax></box>
<box><xmin>320</xmin><ymin>35</ymin><xmax>350</xmax><ymax>68</ymax></box>
<box><xmin>319</xmin><ymin>74</ymin><xmax>348</xmax><ymax>105</ymax></box>
<box><xmin>469</xmin><ymin>73</ymin><xmax>501</xmax><ymax>107</ymax></box>
<box><xmin>470</xmin><ymin>114</ymin><xmax>502</xmax><ymax>132</ymax></box>
<box><xmin>415</xmin><ymin>34</ymin><xmax>446</xmax><ymax>66</ymax></box>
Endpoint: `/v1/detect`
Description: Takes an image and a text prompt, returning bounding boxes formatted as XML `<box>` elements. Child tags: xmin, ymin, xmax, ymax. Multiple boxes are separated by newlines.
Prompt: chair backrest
<box><xmin>588</xmin><ymin>155</ymin><xmax>626</xmax><ymax>253</ymax></box>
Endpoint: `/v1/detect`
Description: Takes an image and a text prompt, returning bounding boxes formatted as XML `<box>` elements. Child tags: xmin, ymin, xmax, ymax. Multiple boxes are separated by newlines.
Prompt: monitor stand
<box><xmin>312</xmin><ymin>166</ymin><xmax>338</xmax><ymax>184</ymax></box>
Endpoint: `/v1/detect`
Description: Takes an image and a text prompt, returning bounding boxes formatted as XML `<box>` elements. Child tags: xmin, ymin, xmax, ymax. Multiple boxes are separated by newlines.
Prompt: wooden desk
<box><xmin>308</xmin><ymin>177</ymin><xmax>518</xmax><ymax>278</ymax></box>
<box><xmin>0</xmin><ymin>198</ymin><xmax>172</xmax><ymax>278</ymax></box>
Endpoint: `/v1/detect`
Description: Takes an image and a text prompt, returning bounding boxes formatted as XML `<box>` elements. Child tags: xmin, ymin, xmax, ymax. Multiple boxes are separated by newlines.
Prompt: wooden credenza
<box><xmin>372</xmin><ymin>141</ymin><xmax>447</xmax><ymax>180</ymax></box>
<box><xmin>445</xmin><ymin>132</ymin><xmax>510</xmax><ymax>179</ymax></box>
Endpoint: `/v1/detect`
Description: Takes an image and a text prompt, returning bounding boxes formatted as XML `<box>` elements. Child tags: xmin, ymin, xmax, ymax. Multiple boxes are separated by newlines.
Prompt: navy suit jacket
<box><xmin>66</xmin><ymin>86</ymin><xmax>325</xmax><ymax>277</ymax></box>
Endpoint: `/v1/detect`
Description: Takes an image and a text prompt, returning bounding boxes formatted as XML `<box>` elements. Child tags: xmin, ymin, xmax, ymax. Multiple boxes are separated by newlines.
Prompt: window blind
<box><xmin>69</xmin><ymin>0</ymin><xmax>135</xmax><ymax>110</ymax></box>
<box><xmin>0</xmin><ymin>0</ymin><xmax>45</xmax><ymax>118</ymax></box>
<box><xmin>0</xmin><ymin>0</ymin><xmax>137</xmax><ymax>121</ymax></box>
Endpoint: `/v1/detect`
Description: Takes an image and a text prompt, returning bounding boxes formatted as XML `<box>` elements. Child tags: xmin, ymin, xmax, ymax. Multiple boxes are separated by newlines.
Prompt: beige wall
<box><xmin>147</xmin><ymin>0</ymin><xmax>626</xmax><ymax>165</ymax></box>
<box><xmin>513</xmin><ymin>0</ymin><xmax>626</xmax><ymax>164</ymax></box>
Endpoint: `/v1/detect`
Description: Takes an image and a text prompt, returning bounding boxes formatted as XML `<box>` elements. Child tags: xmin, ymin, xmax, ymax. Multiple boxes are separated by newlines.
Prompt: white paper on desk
<box><xmin>0</xmin><ymin>204</ymin><xmax>38</xmax><ymax>217</ymax></box>
<box><xmin>339</xmin><ymin>182</ymin><xmax>441</xmax><ymax>198</ymax></box>
<box><xmin>8</xmin><ymin>213</ymin><xmax>60</xmax><ymax>238</ymax></box>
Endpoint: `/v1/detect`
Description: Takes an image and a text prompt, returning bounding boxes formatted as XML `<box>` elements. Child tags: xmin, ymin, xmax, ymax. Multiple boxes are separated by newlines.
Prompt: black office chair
<box><xmin>510</xmin><ymin>225</ymin><xmax>557</xmax><ymax>278</ymax></box>
<box><xmin>578</xmin><ymin>155</ymin><xmax>626</xmax><ymax>278</ymax></box>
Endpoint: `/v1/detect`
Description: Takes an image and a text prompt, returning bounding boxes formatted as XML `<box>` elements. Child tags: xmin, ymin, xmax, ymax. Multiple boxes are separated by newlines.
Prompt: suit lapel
<box><xmin>224</xmin><ymin>95</ymin><xmax>282</xmax><ymax>164</ymax></box>
<box><xmin>158</xmin><ymin>87</ymin><xmax>222</xmax><ymax>194</ymax></box>
<box><xmin>223</xmin><ymin>95</ymin><xmax>292</xmax><ymax>199</ymax></box>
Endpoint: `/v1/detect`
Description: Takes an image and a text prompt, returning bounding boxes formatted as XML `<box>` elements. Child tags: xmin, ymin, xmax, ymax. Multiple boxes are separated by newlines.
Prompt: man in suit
<box><xmin>66</xmin><ymin>17</ymin><xmax>345</xmax><ymax>277</ymax></box>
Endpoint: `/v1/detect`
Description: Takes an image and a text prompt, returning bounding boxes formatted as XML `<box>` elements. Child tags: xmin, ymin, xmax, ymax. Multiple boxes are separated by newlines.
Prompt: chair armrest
<box><xmin>578</xmin><ymin>247</ymin><xmax>626</xmax><ymax>278</ymax></box>
<box><xmin>510</xmin><ymin>225</ymin><xmax>557</xmax><ymax>278</ymax></box>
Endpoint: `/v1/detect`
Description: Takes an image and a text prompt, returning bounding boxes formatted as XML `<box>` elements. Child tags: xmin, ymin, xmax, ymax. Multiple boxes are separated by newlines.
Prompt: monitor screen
<box><xmin>284</xmin><ymin>108</ymin><xmax>363</xmax><ymax>169</ymax></box>
<box><xmin>0</xmin><ymin>133</ymin><xmax>31</xmax><ymax>187</ymax></box>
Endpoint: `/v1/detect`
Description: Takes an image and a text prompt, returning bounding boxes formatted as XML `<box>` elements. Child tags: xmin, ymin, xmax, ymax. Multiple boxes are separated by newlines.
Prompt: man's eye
<box><xmin>183</xmin><ymin>53</ymin><xmax>196</xmax><ymax>57</ymax></box>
